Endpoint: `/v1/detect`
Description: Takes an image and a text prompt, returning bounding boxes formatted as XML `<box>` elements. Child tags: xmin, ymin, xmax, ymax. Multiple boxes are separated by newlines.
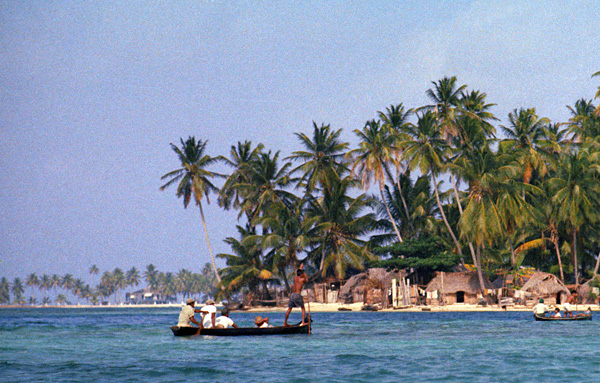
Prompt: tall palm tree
<box><xmin>499</xmin><ymin>108</ymin><xmax>551</xmax><ymax>185</ymax></box>
<box><xmin>218</xmin><ymin>140</ymin><xmax>264</xmax><ymax>218</ymax></box>
<box><xmin>401</xmin><ymin>111</ymin><xmax>462</xmax><ymax>256</ymax></box>
<box><xmin>548</xmin><ymin>149</ymin><xmax>600</xmax><ymax>285</ymax></box>
<box><xmin>349</xmin><ymin>119</ymin><xmax>403</xmax><ymax>242</ymax></box>
<box><xmin>593</xmin><ymin>71</ymin><xmax>600</xmax><ymax>114</ymax></box>
<box><xmin>423</xmin><ymin>76</ymin><xmax>467</xmax><ymax>141</ymax></box>
<box><xmin>286</xmin><ymin>122</ymin><xmax>349</xmax><ymax>194</ymax></box>
<box><xmin>378</xmin><ymin>103</ymin><xmax>414</xmax><ymax>226</ymax></box>
<box><xmin>160</xmin><ymin>136</ymin><xmax>223</xmax><ymax>282</ymax></box>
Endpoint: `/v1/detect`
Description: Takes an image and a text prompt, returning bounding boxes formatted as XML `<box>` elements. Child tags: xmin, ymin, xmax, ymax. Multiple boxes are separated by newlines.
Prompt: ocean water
<box><xmin>1</xmin><ymin>307</ymin><xmax>599</xmax><ymax>382</ymax></box>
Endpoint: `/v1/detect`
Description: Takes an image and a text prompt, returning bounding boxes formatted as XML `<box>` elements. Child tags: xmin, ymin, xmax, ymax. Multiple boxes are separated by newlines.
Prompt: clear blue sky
<box><xmin>1</xmin><ymin>1</ymin><xmax>599</xmax><ymax>283</ymax></box>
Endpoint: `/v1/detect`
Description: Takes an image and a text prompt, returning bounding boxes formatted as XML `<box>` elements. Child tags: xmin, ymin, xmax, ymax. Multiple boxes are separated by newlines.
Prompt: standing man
<box><xmin>284</xmin><ymin>264</ymin><xmax>309</xmax><ymax>327</ymax></box>
<box><xmin>177</xmin><ymin>298</ymin><xmax>202</xmax><ymax>327</ymax></box>
<box><xmin>563</xmin><ymin>291</ymin><xmax>578</xmax><ymax>317</ymax></box>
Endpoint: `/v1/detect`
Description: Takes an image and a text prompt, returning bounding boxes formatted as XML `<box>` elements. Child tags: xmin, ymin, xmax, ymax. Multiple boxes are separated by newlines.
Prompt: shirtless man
<box><xmin>284</xmin><ymin>264</ymin><xmax>309</xmax><ymax>326</ymax></box>
<box><xmin>563</xmin><ymin>291</ymin><xmax>578</xmax><ymax>317</ymax></box>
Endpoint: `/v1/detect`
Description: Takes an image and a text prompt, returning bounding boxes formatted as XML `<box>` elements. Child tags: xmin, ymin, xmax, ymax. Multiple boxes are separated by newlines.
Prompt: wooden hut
<box><xmin>425</xmin><ymin>271</ymin><xmax>492</xmax><ymax>305</ymax></box>
<box><xmin>520</xmin><ymin>271</ymin><xmax>569</xmax><ymax>305</ymax></box>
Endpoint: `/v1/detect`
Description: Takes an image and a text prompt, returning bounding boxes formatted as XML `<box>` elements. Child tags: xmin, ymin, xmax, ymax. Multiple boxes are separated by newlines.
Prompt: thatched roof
<box><xmin>521</xmin><ymin>271</ymin><xmax>569</xmax><ymax>296</ymax></box>
<box><xmin>425</xmin><ymin>271</ymin><xmax>491</xmax><ymax>294</ymax></box>
<box><xmin>339</xmin><ymin>268</ymin><xmax>403</xmax><ymax>301</ymax></box>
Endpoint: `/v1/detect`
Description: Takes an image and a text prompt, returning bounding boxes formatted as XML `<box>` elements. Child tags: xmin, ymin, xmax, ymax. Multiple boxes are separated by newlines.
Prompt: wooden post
<box><xmin>392</xmin><ymin>278</ymin><xmax>397</xmax><ymax>308</ymax></box>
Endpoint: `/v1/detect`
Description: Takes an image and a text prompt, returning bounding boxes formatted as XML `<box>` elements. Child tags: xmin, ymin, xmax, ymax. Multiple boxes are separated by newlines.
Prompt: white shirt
<box><xmin>215</xmin><ymin>316</ymin><xmax>235</xmax><ymax>328</ymax></box>
<box><xmin>533</xmin><ymin>303</ymin><xmax>548</xmax><ymax>315</ymax></box>
<box><xmin>201</xmin><ymin>305</ymin><xmax>217</xmax><ymax>328</ymax></box>
<box><xmin>177</xmin><ymin>305</ymin><xmax>195</xmax><ymax>327</ymax></box>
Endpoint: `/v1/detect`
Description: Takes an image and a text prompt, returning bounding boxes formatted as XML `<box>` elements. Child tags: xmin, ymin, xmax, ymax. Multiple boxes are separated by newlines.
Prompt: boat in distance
<box><xmin>533</xmin><ymin>313</ymin><xmax>592</xmax><ymax>321</ymax></box>
<box><xmin>170</xmin><ymin>323</ymin><xmax>310</xmax><ymax>336</ymax></box>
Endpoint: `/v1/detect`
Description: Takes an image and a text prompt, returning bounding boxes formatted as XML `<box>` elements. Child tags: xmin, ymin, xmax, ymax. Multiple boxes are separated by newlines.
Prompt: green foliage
<box><xmin>370</xmin><ymin>236</ymin><xmax>460</xmax><ymax>271</ymax></box>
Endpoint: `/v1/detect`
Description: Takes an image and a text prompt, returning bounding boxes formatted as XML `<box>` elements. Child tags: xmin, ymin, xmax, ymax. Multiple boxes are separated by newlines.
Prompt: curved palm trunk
<box><xmin>393</xmin><ymin>166</ymin><xmax>413</xmax><ymax>233</ymax></box>
<box><xmin>432</xmin><ymin>174</ymin><xmax>462</xmax><ymax>256</ymax></box>
<box><xmin>451</xmin><ymin>175</ymin><xmax>469</xmax><ymax>265</ymax></box>
<box><xmin>198</xmin><ymin>203</ymin><xmax>222</xmax><ymax>283</ymax></box>
<box><xmin>474</xmin><ymin>244</ymin><xmax>487</xmax><ymax>296</ymax></box>
<box><xmin>552</xmin><ymin>236</ymin><xmax>565</xmax><ymax>281</ymax></box>
<box><xmin>593</xmin><ymin>249</ymin><xmax>600</xmax><ymax>278</ymax></box>
<box><xmin>380</xmin><ymin>184</ymin><xmax>403</xmax><ymax>243</ymax></box>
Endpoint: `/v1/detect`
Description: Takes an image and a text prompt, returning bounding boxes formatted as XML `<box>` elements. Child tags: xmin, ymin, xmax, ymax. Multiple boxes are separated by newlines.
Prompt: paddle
<box><xmin>307</xmin><ymin>301</ymin><xmax>311</xmax><ymax>334</ymax></box>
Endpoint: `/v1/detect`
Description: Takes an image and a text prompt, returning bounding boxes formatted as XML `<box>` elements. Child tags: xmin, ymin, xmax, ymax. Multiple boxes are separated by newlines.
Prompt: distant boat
<box><xmin>170</xmin><ymin>322</ymin><xmax>311</xmax><ymax>336</ymax></box>
<box><xmin>533</xmin><ymin>312</ymin><xmax>592</xmax><ymax>321</ymax></box>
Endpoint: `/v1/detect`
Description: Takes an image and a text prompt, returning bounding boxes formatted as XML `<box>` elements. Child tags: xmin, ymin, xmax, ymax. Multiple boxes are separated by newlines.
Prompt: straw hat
<box><xmin>255</xmin><ymin>316</ymin><xmax>269</xmax><ymax>326</ymax></box>
<box><xmin>206</xmin><ymin>299</ymin><xmax>215</xmax><ymax>305</ymax></box>
<box><xmin>186</xmin><ymin>298</ymin><xmax>195</xmax><ymax>304</ymax></box>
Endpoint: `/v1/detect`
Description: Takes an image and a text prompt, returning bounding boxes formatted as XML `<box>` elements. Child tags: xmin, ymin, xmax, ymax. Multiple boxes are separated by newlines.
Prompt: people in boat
<box><xmin>255</xmin><ymin>315</ymin><xmax>272</xmax><ymax>328</ymax></box>
<box><xmin>532</xmin><ymin>299</ymin><xmax>549</xmax><ymax>316</ymax></box>
<box><xmin>553</xmin><ymin>308</ymin><xmax>562</xmax><ymax>318</ymax></box>
<box><xmin>284</xmin><ymin>263</ymin><xmax>309</xmax><ymax>327</ymax></box>
<box><xmin>200</xmin><ymin>299</ymin><xmax>217</xmax><ymax>328</ymax></box>
<box><xmin>177</xmin><ymin>298</ymin><xmax>202</xmax><ymax>327</ymax></box>
<box><xmin>214</xmin><ymin>308</ymin><xmax>238</xmax><ymax>329</ymax></box>
<box><xmin>562</xmin><ymin>291</ymin><xmax>578</xmax><ymax>317</ymax></box>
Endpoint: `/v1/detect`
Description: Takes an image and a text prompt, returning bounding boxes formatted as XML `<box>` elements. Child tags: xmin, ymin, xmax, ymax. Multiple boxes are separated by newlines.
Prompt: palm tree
<box><xmin>61</xmin><ymin>274</ymin><xmax>75</xmax><ymax>293</ymax></box>
<box><xmin>423</xmin><ymin>76</ymin><xmax>467</xmax><ymax>141</ymax></box>
<box><xmin>499</xmin><ymin>108</ymin><xmax>551</xmax><ymax>185</ymax></box>
<box><xmin>306</xmin><ymin>176</ymin><xmax>378</xmax><ymax>279</ymax></box>
<box><xmin>253</xmin><ymin>198</ymin><xmax>317</xmax><ymax>292</ymax></box>
<box><xmin>12</xmin><ymin>278</ymin><xmax>25</xmax><ymax>304</ymax></box>
<box><xmin>348</xmin><ymin>119</ymin><xmax>403</xmax><ymax>242</ymax></box>
<box><xmin>126</xmin><ymin>267</ymin><xmax>141</xmax><ymax>291</ymax></box>
<box><xmin>144</xmin><ymin>264</ymin><xmax>160</xmax><ymax>290</ymax></box>
<box><xmin>593</xmin><ymin>71</ymin><xmax>600</xmax><ymax>114</ymax></box>
<box><xmin>286</xmin><ymin>122</ymin><xmax>349</xmax><ymax>194</ymax></box>
<box><xmin>25</xmin><ymin>273</ymin><xmax>39</xmax><ymax>300</ymax></box>
<box><xmin>0</xmin><ymin>278</ymin><xmax>10</xmax><ymax>304</ymax></box>
<box><xmin>218</xmin><ymin>140</ymin><xmax>264</xmax><ymax>217</ymax></box>
<box><xmin>401</xmin><ymin>111</ymin><xmax>462</xmax><ymax>256</ymax></box>
<box><xmin>548</xmin><ymin>149</ymin><xmax>600</xmax><ymax>285</ymax></box>
<box><xmin>217</xmin><ymin>225</ymin><xmax>274</xmax><ymax>300</ymax></box>
<box><xmin>160</xmin><ymin>136</ymin><xmax>223</xmax><ymax>282</ymax></box>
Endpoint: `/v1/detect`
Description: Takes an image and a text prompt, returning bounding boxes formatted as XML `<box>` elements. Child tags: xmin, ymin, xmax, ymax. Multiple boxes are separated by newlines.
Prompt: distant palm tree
<box><xmin>0</xmin><ymin>278</ymin><xmax>10</xmax><ymax>304</ymax></box>
<box><xmin>25</xmin><ymin>273</ymin><xmax>39</xmax><ymax>300</ymax></box>
<box><xmin>12</xmin><ymin>278</ymin><xmax>25</xmax><ymax>304</ymax></box>
<box><xmin>144</xmin><ymin>264</ymin><xmax>160</xmax><ymax>290</ymax></box>
<box><xmin>126</xmin><ymin>267</ymin><xmax>141</xmax><ymax>291</ymax></box>
<box><xmin>160</xmin><ymin>137</ymin><xmax>223</xmax><ymax>282</ymax></box>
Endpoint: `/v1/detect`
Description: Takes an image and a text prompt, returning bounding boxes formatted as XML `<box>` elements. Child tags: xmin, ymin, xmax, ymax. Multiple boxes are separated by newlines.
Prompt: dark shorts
<box><xmin>288</xmin><ymin>293</ymin><xmax>304</xmax><ymax>308</ymax></box>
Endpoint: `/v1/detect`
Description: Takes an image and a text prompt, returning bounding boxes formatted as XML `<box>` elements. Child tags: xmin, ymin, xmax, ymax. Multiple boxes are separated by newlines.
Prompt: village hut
<box><xmin>338</xmin><ymin>268</ymin><xmax>403</xmax><ymax>306</ymax></box>
<box><xmin>425</xmin><ymin>271</ymin><xmax>492</xmax><ymax>305</ymax></box>
<box><xmin>520</xmin><ymin>271</ymin><xmax>569</xmax><ymax>305</ymax></box>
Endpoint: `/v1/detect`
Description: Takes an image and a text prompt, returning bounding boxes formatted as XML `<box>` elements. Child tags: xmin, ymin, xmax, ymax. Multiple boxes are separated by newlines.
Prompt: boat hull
<box><xmin>170</xmin><ymin>323</ymin><xmax>310</xmax><ymax>336</ymax></box>
<box><xmin>533</xmin><ymin>313</ymin><xmax>592</xmax><ymax>321</ymax></box>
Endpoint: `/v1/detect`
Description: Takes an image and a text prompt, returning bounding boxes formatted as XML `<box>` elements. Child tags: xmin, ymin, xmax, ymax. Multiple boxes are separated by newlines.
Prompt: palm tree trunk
<box><xmin>392</xmin><ymin>166</ymin><xmax>413</xmax><ymax>232</ymax></box>
<box><xmin>432</xmin><ymin>174</ymin><xmax>462</xmax><ymax>256</ymax></box>
<box><xmin>572</xmin><ymin>229</ymin><xmax>579</xmax><ymax>285</ymax></box>
<box><xmin>593</xmin><ymin>249</ymin><xmax>600</xmax><ymax>278</ymax></box>
<box><xmin>198</xmin><ymin>203</ymin><xmax>222</xmax><ymax>283</ymax></box>
<box><xmin>380</xmin><ymin>184</ymin><xmax>403</xmax><ymax>243</ymax></box>
<box><xmin>552</xmin><ymin>235</ymin><xmax>565</xmax><ymax>281</ymax></box>
<box><xmin>475</xmin><ymin>244</ymin><xmax>487</xmax><ymax>296</ymax></box>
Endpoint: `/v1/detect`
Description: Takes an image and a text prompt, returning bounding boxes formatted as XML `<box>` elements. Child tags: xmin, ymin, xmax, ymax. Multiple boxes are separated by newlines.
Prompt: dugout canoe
<box><xmin>170</xmin><ymin>322</ymin><xmax>311</xmax><ymax>336</ymax></box>
<box><xmin>533</xmin><ymin>312</ymin><xmax>592</xmax><ymax>321</ymax></box>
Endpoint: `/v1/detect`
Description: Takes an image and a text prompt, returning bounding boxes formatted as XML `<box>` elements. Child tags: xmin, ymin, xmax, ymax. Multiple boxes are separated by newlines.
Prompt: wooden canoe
<box><xmin>170</xmin><ymin>323</ymin><xmax>310</xmax><ymax>336</ymax></box>
<box><xmin>533</xmin><ymin>312</ymin><xmax>593</xmax><ymax>321</ymax></box>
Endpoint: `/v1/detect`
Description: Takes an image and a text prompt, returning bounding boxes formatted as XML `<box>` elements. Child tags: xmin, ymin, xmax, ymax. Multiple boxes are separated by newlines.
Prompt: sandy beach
<box><xmin>1</xmin><ymin>301</ymin><xmax>566</xmax><ymax>312</ymax></box>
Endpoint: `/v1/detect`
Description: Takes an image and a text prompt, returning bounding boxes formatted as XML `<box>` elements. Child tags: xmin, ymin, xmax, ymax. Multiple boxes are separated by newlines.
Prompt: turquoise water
<box><xmin>1</xmin><ymin>308</ymin><xmax>599</xmax><ymax>382</ymax></box>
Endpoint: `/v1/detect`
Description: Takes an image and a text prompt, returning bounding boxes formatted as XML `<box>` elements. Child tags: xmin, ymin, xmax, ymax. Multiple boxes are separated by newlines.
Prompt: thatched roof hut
<box><xmin>520</xmin><ymin>271</ymin><xmax>569</xmax><ymax>303</ymax></box>
<box><xmin>425</xmin><ymin>271</ymin><xmax>492</xmax><ymax>305</ymax></box>
<box><xmin>339</xmin><ymin>268</ymin><xmax>403</xmax><ymax>304</ymax></box>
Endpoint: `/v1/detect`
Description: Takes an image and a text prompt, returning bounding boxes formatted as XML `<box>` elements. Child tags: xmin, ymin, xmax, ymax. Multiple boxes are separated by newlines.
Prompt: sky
<box><xmin>1</xmin><ymin>0</ymin><xmax>599</xmax><ymax>285</ymax></box>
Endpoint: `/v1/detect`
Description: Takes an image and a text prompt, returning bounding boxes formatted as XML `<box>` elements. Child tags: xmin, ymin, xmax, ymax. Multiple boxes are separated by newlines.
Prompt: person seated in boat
<box><xmin>200</xmin><ymin>299</ymin><xmax>217</xmax><ymax>328</ymax></box>
<box><xmin>532</xmin><ymin>299</ymin><xmax>549</xmax><ymax>317</ymax></box>
<box><xmin>562</xmin><ymin>291</ymin><xmax>578</xmax><ymax>318</ymax></box>
<box><xmin>553</xmin><ymin>308</ymin><xmax>562</xmax><ymax>318</ymax></box>
<box><xmin>255</xmin><ymin>315</ymin><xmax>272</xmax><ymax>328</ymax></box>
<box><xmin>177</xmin><ymin>298</ymin><xmax>202</xmax><ymax>327</ymax></box>
<box><xmin>214</xmin><ymin>308</ymin><xmax>238</xmax><ymax>329</ymax></box>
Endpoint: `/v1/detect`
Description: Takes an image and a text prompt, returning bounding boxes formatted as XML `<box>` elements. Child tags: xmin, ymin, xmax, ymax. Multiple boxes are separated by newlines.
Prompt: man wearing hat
<box><xmin>177</xmin><ymin>298</ymin><xmax>202</xmax><ymax>327</ymax></box>
<box><xmin>200</xmin><ymin>299</ymin><xmax>217</xmax><ymax>328</ymax></box>
<box><xmin>532</xmin><ymin>298</ymin><xmax>549</xmax><ymax>317</ymax></box>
